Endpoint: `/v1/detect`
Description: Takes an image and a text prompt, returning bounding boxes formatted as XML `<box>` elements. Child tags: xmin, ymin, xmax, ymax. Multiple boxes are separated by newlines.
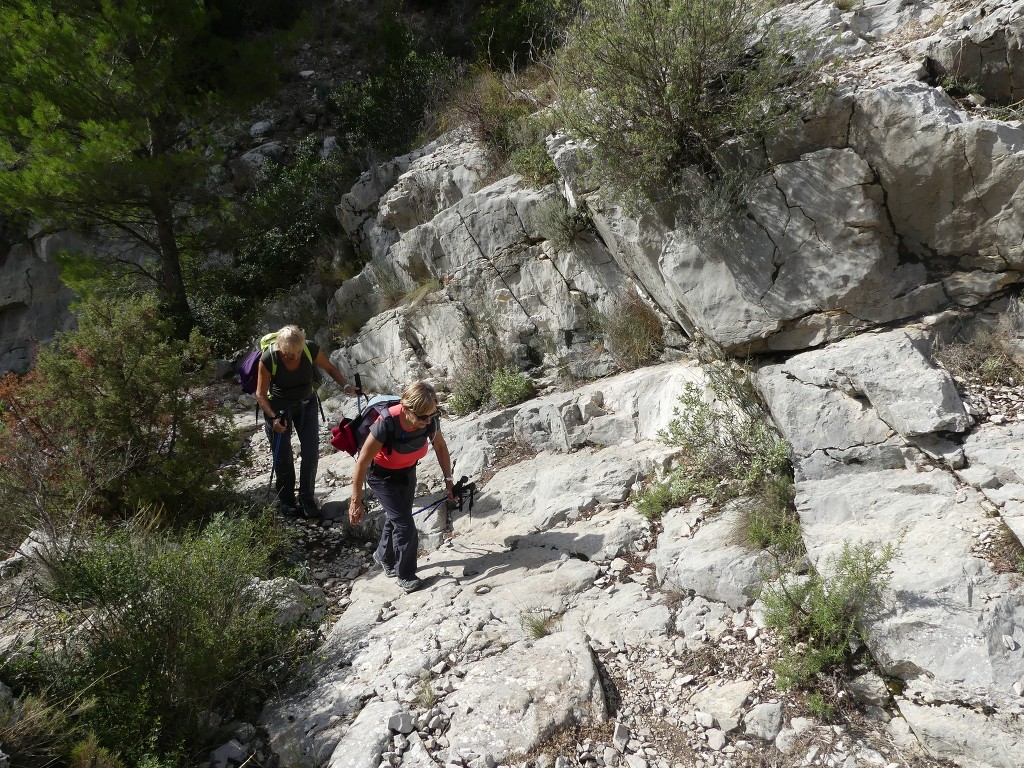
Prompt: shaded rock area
<box><xmin>0</xmin><ymin>233</ymin><xmax>77</xmax><ymax>373</ymax></box>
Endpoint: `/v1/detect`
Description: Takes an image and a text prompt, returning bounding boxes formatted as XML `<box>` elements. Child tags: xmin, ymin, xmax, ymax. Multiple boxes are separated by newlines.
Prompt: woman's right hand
<box><xmin>349</xmin><ymin>498</ymin><xmax>365</xmax><ymax>525</ymax></box>
<box><xmin>271</xmin><ymin>416</ymin><xmax>288</xmax><ymax>433</ymax></box>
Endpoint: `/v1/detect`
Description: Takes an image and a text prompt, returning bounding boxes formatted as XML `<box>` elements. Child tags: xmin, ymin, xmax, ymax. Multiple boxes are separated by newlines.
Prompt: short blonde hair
<box><xmin>275</xmin><ymin>325</ymin><xmax>305</xmax><ymax>355</ymax></box>
<box><xmin>401</xmin><ymin>381</ymin><xmax>438</xmax><ymax>417</ymax></box>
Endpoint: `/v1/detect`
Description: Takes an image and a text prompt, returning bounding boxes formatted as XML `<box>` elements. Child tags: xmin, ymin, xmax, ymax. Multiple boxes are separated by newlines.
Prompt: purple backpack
<box><xmin>238</xmin><ymin>347</ymin><xmax>263</xmax><ymax>394</ymax></box>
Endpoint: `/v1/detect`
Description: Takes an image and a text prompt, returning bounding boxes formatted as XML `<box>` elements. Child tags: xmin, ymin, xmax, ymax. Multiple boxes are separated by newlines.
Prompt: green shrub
<box><xmin>555</xmin><ymin>0</ymin><xmax>824</xmax><ymax>207</ymax></box>
<box><xmin>733</xmin><ymin>475</ymin><xmax>803</xmax><ymax>558</ymax></box>
<box><xmin>191</xmin><ymin>137</ymin><xmax>359</xmax><ymax>352</ymax></box>
<box><xmin>331</xmin><ymin>11</ymin><xmax>456</xmax><ymax>159</ymax></box>
<box><xmin>602</xmin><ymin>291</ymin><xmax>664</xmax><ymax>371</ymax></box>
<box><xmin>804</xmin><ymin>690</ymin><xmax>834</xmax><ymax>720</ymax></box>
<box><xmin>447</xmin><ymin>352</ymin><xmax>536</xmax><ymax>415</ymax></box>
<box><xmin>508</xmin><ymin>139</ymin><xmax>558</xmax><ymax>185</ymax></box>
<box><xmin>761</xmin><ymin>540</ymin><xmax>898</xmax><ymax>690</ymax></box>
<box><xmin>537</xmin><ymin>197</ymin><xmax>593</xmax><ymax>250</ymax></box>
<box><xmin>520</xmin><ymin>608</ymin><xmax>560</xmax><ymax>638</ymax></box>
<box><xmin>449</xmin><ymin>363</ymin><xmax>497</xmax><ymax>416</ymax></box>
<box><xmin>636</xmin><ymin>359</ymin><xmax>790</xmax><ymax>521</ymax></box>
<box><xmin>414</xmin><ymin>674</ymin><xmax>439</xmax><ymax>710</ymax></box>
<box><xmin>18</xmin><ymin>513</ymin><xmax>309</xmax><ymax>765</ymax></box>
<box><xmin>491</xmin><ymin>366</ymin><xmax>536</xmax><ymax>407</ymax></box>
<box><xmin>636</xmin><ymin>481</ymin><xmax>683</xmax><ymax>522</ymax></box>
<box><xmin>0</xmin><ymin>293</ymin><xmax>238</xmax><ymax>547</ymax></box>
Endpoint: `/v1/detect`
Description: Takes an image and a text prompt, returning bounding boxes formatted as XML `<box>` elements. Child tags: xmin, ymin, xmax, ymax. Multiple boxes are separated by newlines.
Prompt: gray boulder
<box><xmin>927</xmin><ymin>1</ymin><xmax>1024</xmax><ymax>104</ymax></box>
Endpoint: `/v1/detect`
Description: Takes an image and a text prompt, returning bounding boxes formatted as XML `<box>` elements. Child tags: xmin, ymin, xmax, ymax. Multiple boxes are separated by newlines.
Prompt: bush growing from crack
<box><xmin>449</xmin><ymin>349</ymin><xmax>536</xmax><ymax>415</ymax></box>
<box><xmin>537</xmin><ymin>196</ymin><xmax>595</xmax><ymax>251</ymax></box>
<box><xmin>636</xmin><ymin>358</ymin><xmax>791</xmax><ymax>541</ymax></box>
<box><xmin>520</xmin><ymin>608</ymin><xmax>560</xmax><ymax>638</ymax></box>
<box><xmin>933</xmin><ymin>304</ymin><xmax>1024</xmax><ymax>388</ymax></box>
<box><xmin>760</xmin><ymin>539</ymin><xmax>899</xmax><ymax>692</ymax></box>
<box><xmin>600</xmin><ymin>290</ymin><xmax>665</xmax><ymax>371</ymax></box>
<box><xmin>555</xmin><ymin>0</ymin><xmax>826</xmax><ymax>211</ymax></box>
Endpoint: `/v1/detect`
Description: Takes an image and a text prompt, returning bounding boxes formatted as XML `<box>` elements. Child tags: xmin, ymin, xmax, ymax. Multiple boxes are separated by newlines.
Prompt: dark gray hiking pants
<box><xmin>369</xmin><ymin>464</ymin><xmax>418</xmax><ymax>580</ymax></box>
<box><xmin>265</xmin><ymin>396</ymin><xmax>320</xmax><ymax>507</ymax></box>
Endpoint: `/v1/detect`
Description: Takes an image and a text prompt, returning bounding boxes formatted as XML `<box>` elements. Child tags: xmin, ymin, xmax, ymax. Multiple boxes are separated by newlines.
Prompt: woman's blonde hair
<box><xmin>275</xmin><ymin>325</ymin><xmax>305</xmax><ymax>355</ymax></box>
<box><xmin>401</xmin><ymin>381</ymin><xmax>438</xmax><ymax>417</ymax></box>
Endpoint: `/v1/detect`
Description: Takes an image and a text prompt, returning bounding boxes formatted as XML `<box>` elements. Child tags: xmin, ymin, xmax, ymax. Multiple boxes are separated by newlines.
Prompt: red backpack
<box><xmin>330</xmin><ymin>396</ymin><xmax>401</xmax><ymax>457</ymax></box>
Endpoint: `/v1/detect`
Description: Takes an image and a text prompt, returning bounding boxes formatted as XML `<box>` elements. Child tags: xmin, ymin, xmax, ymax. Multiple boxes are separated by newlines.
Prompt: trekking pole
<box><xmin>450</xmin><ymin>476</ymin><xmax>476</xmax><ymax>520</ymax></box>
<box><xmin>414</xmin><ymin>496</ymin><xmax>448</xmax><ymax>521</ymax></box>
<box><xmin>268</xmin><ymin>429</ymin><xmax>281</xmax><ymax>494</ymax></box>
<box><xmin>267</xmin><ymin>404</ymin><xmax>291</xmax><ymax>495</ymax></box>
<box><xmin>415</xmin><ymin>476</ymin><xmax>477</xmax><ymax>524</ymax></box>
<box><xmin>354</xmin><ymin>373</ymin><xmax>363</xmax><ymax>414</ymax></box>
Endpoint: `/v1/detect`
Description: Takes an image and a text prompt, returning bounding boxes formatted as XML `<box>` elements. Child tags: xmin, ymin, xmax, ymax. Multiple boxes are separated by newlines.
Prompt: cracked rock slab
<box><xmin>441</xmin><ymin>629</ymin><xmax>607</xmax><ymax>763</ymax></box>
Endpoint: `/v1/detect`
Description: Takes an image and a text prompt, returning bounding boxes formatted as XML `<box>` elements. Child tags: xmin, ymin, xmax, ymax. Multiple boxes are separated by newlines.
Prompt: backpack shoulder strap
<box><xmin>302</xmin><ymin>343</ymin><xmax>313</xmax><ymax>365</ymax></box>
<box><xmin>382</xmin><ymin>413</ymin><xmax>397</xmax><ymax>455</ymax></box>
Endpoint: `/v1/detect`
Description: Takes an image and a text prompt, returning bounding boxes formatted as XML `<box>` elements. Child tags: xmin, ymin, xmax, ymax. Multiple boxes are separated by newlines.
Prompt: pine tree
<box><xmin>0</xmin><ymin>0</ymin><xmax>281</xmax><ymax>335</ymax></box>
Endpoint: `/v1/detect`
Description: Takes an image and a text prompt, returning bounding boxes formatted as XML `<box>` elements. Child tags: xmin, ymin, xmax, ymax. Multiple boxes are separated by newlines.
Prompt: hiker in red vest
<box><xmin>348</xmin><ymin>381</ymin><xmax>455</xmax><ymax>593</ymax></box>
<box><xmin>255</xmin><ymin>325</ymin><xmax>348</xmax><ymax>518</ymax></box>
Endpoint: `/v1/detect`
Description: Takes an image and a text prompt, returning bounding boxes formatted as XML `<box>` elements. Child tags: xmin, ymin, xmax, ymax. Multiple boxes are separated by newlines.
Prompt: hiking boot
<box><xmin>397</xmin><ymin>577</ymin><xmax>423</xmax><ymax>593</ymax></box>
<box><xmin>301</xmin><ymin>500</ymin><xmax>319</xmax><ymax>519</ymax></box>
<box><xmin>276</xmin><ymin>500</ymin><xmax>300</xmax><ymax>517</ymax></box>
<box><xmin>372</xmin><ymin>551</ymin><xmax>396</xmax><ymax>578</ymax></box>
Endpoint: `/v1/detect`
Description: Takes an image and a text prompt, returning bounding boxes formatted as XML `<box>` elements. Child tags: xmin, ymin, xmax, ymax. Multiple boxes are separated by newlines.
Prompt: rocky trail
<box><xmin>218</xmin><ymin>362</ymin><xmax>976</xmax><ymax>768</ymax></box>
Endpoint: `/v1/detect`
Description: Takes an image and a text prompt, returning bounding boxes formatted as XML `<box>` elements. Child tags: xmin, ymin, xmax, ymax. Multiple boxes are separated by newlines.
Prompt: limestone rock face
<box><xmin>757</xmin><ymin>322</ymin><xmax>1024</xmax><ymax>763</ymax></box>
<box><xmin>927</xmin><ymin>1</ymin><xmax>1024</xmax><ymax>104</ymax></box>
<box><xmin>1</xmin><ymin>234</ymin><xmax>78</xmax><ymax>374</ymax></box>
<box><xmin>441</xmin><ymin>630</ymin><xmax>606</xmax><ymax>764</ymax></box>
<box><xmin>328</xmin><ymin>132</ymin><xmax>671</xmax><ymax>392</ymax></box>
<box><xmin>849</xmin><ymin>82</ymin><xmax>1024</xmax><ymax>271</ymax></box>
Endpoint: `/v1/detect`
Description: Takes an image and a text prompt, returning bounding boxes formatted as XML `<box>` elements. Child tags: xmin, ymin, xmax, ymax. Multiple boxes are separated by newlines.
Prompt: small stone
<box><xmin>387</xmin><ymin>711</ymin><xmax>415</xmax><ymax>734</ymax></box>
<box><xmin>706</xmin><ymin>729</ymin><xmax>726</xmax><ymax>751</ymax></box>
<box><xmin>612</xmin><ymin>721</ymin><xmax>631</xmax><ymax>752</ymax></box>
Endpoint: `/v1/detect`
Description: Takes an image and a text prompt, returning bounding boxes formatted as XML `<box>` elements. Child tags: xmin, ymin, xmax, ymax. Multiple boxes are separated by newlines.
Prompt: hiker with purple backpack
<box><xmin>254</xmin><ymin>325</ymin><xmax>348</xmax><ymax>517</ymax></box>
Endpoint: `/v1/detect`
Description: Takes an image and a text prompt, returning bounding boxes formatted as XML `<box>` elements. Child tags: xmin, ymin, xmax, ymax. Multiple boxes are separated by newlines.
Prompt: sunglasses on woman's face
<box><xmin>409</xmin><ymin>410</ymin><xmax>436</xmax><ymax>424</ymax></box>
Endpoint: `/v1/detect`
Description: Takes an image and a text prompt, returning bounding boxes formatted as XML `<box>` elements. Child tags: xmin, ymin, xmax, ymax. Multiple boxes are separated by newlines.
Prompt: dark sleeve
<box><xmin>260</xmin><ymin>349</ymin><xmax>275</xmax><ymax>370</ymax></box>
<box><xmin>369</xmin><ymin>414</ymin><xmax>392</xmax><ymax>443</ymax></box>
<box><xmin>307</xmin><ymin>341</ymin><xmax>320</xmax><ymax>360</ymax></box>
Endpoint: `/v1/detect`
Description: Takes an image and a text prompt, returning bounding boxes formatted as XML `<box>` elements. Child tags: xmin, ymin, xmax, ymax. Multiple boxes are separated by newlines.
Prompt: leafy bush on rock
<box><xmin>0</xmin><ymin>293</ymin><xmax>238</xmax><ymax>548</ymax></box>
<box><xmin>761</xmin><ymin>539</ymin><xmax>898</xmax><ymax>692</ymax></box>
<box><xmin>601</xmin><ymin>291</ymin><xmax>664</xmax><ymax>371</ymax></box>
<box><xmin>555</xmin><ymin>0</ymin><xmax>823</xmax><ymax>208</ymax></box>
<box><xmin>637</xmin><ymin>360</ymin><xmax>790</xmax><ymax>525</ymax></box>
